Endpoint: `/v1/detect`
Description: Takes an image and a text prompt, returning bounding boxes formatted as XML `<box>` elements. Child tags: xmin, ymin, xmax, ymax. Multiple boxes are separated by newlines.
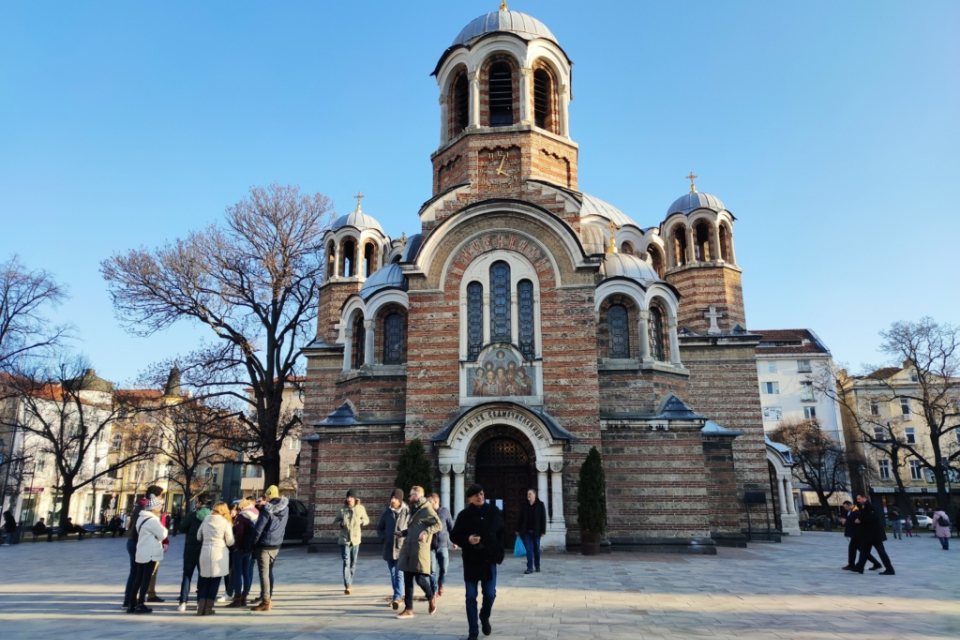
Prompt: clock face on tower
<box><xmin>479</xmin><ymin>147</ymin><xmax>521</xmax><ymax>188</ymax></box>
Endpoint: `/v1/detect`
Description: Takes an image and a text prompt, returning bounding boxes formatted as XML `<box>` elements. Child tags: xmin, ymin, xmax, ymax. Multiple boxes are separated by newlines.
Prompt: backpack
<box><xmin>937</xmin><ymin>514</ymin><xmax>950</xmax><ymax>527</ymax></box>
<box><xmin>240</xmin><ymin>515</ymin><xmax>259</xmax><ymax>551</ymax></box>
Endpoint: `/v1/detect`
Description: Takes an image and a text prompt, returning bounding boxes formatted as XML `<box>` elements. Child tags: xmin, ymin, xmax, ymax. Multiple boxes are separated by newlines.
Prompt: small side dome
<box><xmin>331</xmin><ymin>209</ymin><xmax>384</xmax><ymax>234</ymax></box>
<box><xmin>454</xmin><ymin>10</ymin><xmax>558</xmax><ymax>47</ymax></box>
<box><xmin>666</xmin><ymin>191</ymin><xmax>726</xmax><ymax>217</ymax></box>
<box><xmin>599</xmin><ymin>252</ymin><xmax>659</xmax><ymax>285</ymax></box>
<box><xmin>401</xmin><ymin>233</ymin><xmax>423</xmax><ymax>262</ymax></box>
<box><xmin>360</xmin><ymin>263</ymin><xmax>408</xmax><ymax>301</ymax></box>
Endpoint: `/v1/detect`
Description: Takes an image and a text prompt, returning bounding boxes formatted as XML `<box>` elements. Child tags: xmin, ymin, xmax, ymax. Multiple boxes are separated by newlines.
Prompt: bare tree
<box><xmin>102</xmin><ymin>184</ymin><xmax>333</xmax><ymax>486</ymax></box>
<box><xmin>769</xmin><ymin>418</ymin><xmax>853</xmax><ymax>514</ymax></box>
<box><xmin>0</xmin><ymin>255</ymin><xmax>69</xmax><ymax>372</ymax></box>
<box><xmin>0</xmin><ymin>355</ymin><xmax>155</xmax><ymax>528</ymax></box>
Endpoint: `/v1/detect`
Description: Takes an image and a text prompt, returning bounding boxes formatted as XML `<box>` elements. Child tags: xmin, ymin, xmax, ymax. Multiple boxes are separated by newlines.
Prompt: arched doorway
<box><xmin>474</xmin><ymin>435</ymin><xmax>533</xmax><ymax>546</ymax></box>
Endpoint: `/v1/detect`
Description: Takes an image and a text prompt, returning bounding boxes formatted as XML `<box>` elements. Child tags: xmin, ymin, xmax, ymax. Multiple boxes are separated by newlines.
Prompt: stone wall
<box><xmin>665</xmin><ymin>264</ymin><xmax>745</xmax><ymax>334</ymax></box>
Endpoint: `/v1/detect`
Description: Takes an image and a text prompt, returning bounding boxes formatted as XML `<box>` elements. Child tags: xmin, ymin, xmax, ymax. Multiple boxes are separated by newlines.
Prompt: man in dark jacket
<box><xmin>840</xmin><ymin>500</ymin><xmax>879</xmax><ymax>571</ymax></box>
<box><xmin>176</xmin><ymin>501</ymin><xmax>211</xmax><ymax>611</ymax></box>
<box><xmin>515</xmin><ymin>488</ymin><xmax>547</xmax><ymax>574</ymax></box>
<box><xmin>451</xmin><ymin>484</ymin><xmax>505</xmax><ymax>640</ymax></box>
<box><xmin>853</xmin><ymin>494</ymin><xmax>895</xmax><ymax>575</ymax></box>
<box><xmin>250</xmin><ymin>485</ymin><xmax>289</xmax><ymax>612</ymax></box>
<box><xmin>376</xmin><ymin>488</ymin><xmax>411</xmax><ymax>609</ymax></box>
<box><xmin>428</xmin><ymin>492</ymin><xmax>457</xmax><ymax>597</ymax></box>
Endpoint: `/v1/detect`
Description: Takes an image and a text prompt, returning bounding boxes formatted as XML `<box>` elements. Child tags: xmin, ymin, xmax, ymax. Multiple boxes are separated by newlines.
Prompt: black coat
<box><xmin>854</xmin><ymin>501</ymin><xmax>887</xmax><ymax>544</ymax></box>
<box><xmin>516</xmin><ymin>498</ymin><xmax>547</xmax><ymax>536</ymax></box>
<box><xmin>450</xmin><ymin>502</ymin><xmax>505</xmax><ymax>583</ymax></box>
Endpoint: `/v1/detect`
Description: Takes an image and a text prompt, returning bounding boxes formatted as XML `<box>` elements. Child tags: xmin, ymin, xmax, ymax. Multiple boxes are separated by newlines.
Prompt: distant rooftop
<box><xmin>755</xmin><ymin>329</ymin><xmax>831</xmax><ymax>356</ymax></box>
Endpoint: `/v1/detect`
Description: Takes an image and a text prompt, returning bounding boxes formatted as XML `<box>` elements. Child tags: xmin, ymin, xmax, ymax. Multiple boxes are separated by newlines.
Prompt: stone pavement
<box><xmin>0</xmin><ymin>531</ymin><xmax>957</xmax><ymax>639</ymax></box>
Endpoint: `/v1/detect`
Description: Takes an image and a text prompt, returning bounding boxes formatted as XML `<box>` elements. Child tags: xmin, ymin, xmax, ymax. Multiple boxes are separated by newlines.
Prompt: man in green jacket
<box><xmin>333</xmin><ymin>489</ymin><xmax>369</xmax><ymax>595</ymax></box>
<box><xmin>176</xmin><ymin>500</ymin><xmax>211</xmax><ymax>612</ymax></box>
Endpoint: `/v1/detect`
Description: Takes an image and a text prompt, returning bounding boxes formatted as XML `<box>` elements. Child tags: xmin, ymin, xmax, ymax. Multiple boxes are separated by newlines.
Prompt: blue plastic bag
<box><xmin>514</xmin><ymin>536</ymin><xmax>526</xmax><ymax>558</ymax></box>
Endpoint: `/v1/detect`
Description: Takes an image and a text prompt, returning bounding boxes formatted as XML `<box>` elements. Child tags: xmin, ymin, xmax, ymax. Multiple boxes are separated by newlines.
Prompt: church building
<box><xmin>300</xmin><ymin>5</ymin><xmax>789</xmax><ymax>553</ymax></box>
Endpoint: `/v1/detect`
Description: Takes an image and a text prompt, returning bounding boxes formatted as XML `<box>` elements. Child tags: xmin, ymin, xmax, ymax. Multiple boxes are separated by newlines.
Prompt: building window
<box><xmin>648</xmin><ymin>245</ymin><xmax>664</xmax><ymax>278</ymax></box>
<box><xmin>767</xmin><ymin>361</ymin><xmax>777</xmax><ymax>373</ymax></box>
<box><xmin>904</xmin><ymin>427</ymin><xmax>916</xmax><ymax>444</ymax></box>
<box><xmin>517</xmin><ymin>280</ymin><xmax>535</xmax><ymax>360</ymax></box>
<box><xmin>900</xmin><ymin>398</ymin><xmax>911</xmax><ymax>417</ymax></box>
<box><xmin>797</xmin><ymin>360</ymin><xmax>812</xmax><ymax>373</ymax></box>
<box><xmin>488</xmin><ymin>62</ymin><xmax>514</xmax><ymax>127</ymax></box>
<box><xmin>533</xmin><ymin>68</ymin><xmax>553</xmax><ymax>130</ymax></box>
<box><xmin>212</xmin><ymin>467</ymin><xmax>219</xmax><ymax>484</ymax></box>
<box><xmin>363</xmin><ymin>242</ymin><xmax>376</xmax><ymax>277</ymax></box>
<box><xmin>111</xmin><ymin>434</ymin><xmax>123</xmax><ymax>451</ymax></box>
<box><xmin>672</xmin><ymin>226</ymin><xmax>687</xmax><ymax>267</ymax></box>
<box><xmin>718</xmin><ymin>224</ymin><xmax>731</xmax><ymax>261</ymax></box>
<box><xmin>453</xmin><ymin>71</ymin><xmax>469</xmax><ymax>135</ymax></box>
<box><xmin>873</xmin><ymin>426</ymin><xmax>885</xmax><ymax>441</ymax></box>
<box><xmin>341</xmin><ymin>239</ymin><xmax>356</xmax><ymax>277</ymax></box>
<box><xmin>382</xmin><ymin>312</ymin><xmax>405</xmax><ymax>365</ymax></box>
<box><xmin>694</xmin><ymin>221</ymin><xmax>711</xmax><ymax>261</ymax></box>
<box><xmin>878</xmin><ymin>459</ymin><xmax>891</xmax><ymax>480</ymax></box>
<box><xmin>466</xmin><ymin>281</ymin><xmax>483</xmax><ymax>361</ymax></box>
<box><xmin>36</xmin><ymin>454</ymin><xmax>46</xmax><ymax>473</ymax></box>
<box><xmin>800</xmin><ymin>381</ymin><xmax>816</xmax><ymax>402</ymax></box>
<box><xmin>107</xmin><ymin>467</ymin><xmax>120</xmax><ymax>480</ymax></box>
<box><xmin>804</xmin><ymin>406</ymin><xmax>817</xmax><ymax>420</ymax></box>
<box><xmin>607</xmin><ymin>304</ymin><xmax>630</xmax><ymax>359</ymax></box>
<box><xmin>763</xmin><ymin>406</ymin><xmax>783</xmax><ymax>422</ymax></box>
<box><xmin>870</xmin><ymin>400</ymin><xmax>880</xmax><ymax>416</ymax></box>
<box><xmin>489</xmin><ymin>261</ymin><xmax>511</xmax><ymax>341</ymax></box>
<box><xmin>287</xmin><ymin>437</ymin><xmax>301</xmax><ymax>451</ymax></box>
<box><xmin>649</xmin><ymin>306</ymin><xmax>666</xmax><ymax>362</ymax></box>
<box><xmin>351</xmin><ymin>314</ymin><xmax>365</xmax><ymax>368</ymax></box>
<box><xmin>909</xmin><ymin>370</ymin><xmax>918</xmax><ymax>382</ymax></box>
<box><xmin>910</xmin><ymin>460</ymin><xmax>922</xmax><ymax>480</ymax></box>
<box><xmin>764</xmin><ymin>382</ymin><xmax>780</xmax><ymax>395</ymax></box>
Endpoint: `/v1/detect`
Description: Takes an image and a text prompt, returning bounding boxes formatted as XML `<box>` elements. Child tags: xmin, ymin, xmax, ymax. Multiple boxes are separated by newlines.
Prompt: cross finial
<box><xmin>354</xmin><ymin>191</ymin><xmax>364</xmax><ymax>213</ymax></box>
<box><xmin>500</xmin><ymin>1</ymin><xmax>508</xmax><ymax>11</ymax></box>
<box><xmin>607</xmin><ymin>219</ymin><xmax>618</xmax><ymax>253</ymax></box>
<box><xmin>686</xmin><ymin>172</ymin><xmax>698</xmax><ymax>194</ymax></box>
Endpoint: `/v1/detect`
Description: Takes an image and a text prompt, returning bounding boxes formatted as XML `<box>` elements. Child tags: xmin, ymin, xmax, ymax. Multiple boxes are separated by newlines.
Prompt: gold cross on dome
<box><xmin>500</xmin><ymin>1</ymin><xmax>508</xmax><ymax>11</ymax></box>
<box><xmin>686</xmin><ymin>172</ymin><xmax>698</xmax><ymax>194</ymax></box>
<box><xmin>354</xmin><ymin>191</ymin><xmax>364</xmax><ymax>213</ymax></box>
<box><xmin>607</xmin><ymin>219</ymin><xmax>619</xmax><ymax>253</ymax></box>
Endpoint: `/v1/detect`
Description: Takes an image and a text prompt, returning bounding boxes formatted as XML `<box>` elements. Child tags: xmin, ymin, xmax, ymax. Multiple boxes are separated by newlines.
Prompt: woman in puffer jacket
<box><xmin>226</xmin><ymin>498</ymin><xmax>259</xmax><ymax>608</ymax></box>
<box><xmin>126</xmin><ymin>495</ymin><xmax>166</xmax><ymax>614</ymax></box>
<box><xmin>196</xmin><ymin>502</ymin><xmax>235</xmax><ymax>615</ymax></box>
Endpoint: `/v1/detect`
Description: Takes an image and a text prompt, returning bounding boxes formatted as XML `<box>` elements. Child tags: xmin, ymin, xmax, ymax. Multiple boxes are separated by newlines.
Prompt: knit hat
<box><xmin>392</xmin><ymin>488</ymin><xmax>404</xmax><ymax>502</ymax></box>
<box><xmin>465</xmin><ymin>483</ymin><xmax>484</xmax><ymax>498</ymax></box>
<box><xmin>264</xmin><ymin>485</ymin><xmax>279</xmax><ymax>500</ymax></box>
<box><xmin>145</xmin><ymin>495</ymin><xmax>163</xmax><ymax>512</ymax></box>
<box><xmin>346</xmin><ymin>489</ymin><xmax>358</xmax><ymax>500</ymax></box>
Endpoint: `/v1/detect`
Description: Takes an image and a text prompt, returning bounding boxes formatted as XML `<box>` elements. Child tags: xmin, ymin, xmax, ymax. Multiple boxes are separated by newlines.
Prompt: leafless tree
<box><xmin>769</xmin><ymin>418</ymin><xmax>854</xmax><ymax>514</ymax></box>
<box><xmin>0</xmin><ymin>254</ymin><xmax>70</xmax><ymax>372</ymax></box>
<box><xmin>102</xmin><ymin>184</ymin><xmax>333</xmax><ymax>486</ymax></box>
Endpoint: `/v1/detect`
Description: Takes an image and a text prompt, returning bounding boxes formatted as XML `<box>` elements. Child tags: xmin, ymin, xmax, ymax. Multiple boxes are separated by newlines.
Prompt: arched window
<box><xmin>648</xmin><ymin>245</ymin><xmax>664</xmax><ymax>278</ymax></box>
<box><xmin>649</xmin><ymin>305</ymin><xmax>666</xmax><ymax>362</ymax></box>
<box><xmin>695</xmin><ymin>222</ymin><xmax>711</xmax><ymax>261</ymax></box>
<box><xmin>351</xmin><ymin>314</ymin><xmax>365</xmax><ymax>368</ymax></box>
<box><xmin>533</xmin><ymin>68</ymin><xmax>553</xmax><ymax>130</ymax></box>
<box><xmin>363</xmin><ymin>242</ymin><xmax>376</xmax><ymax>277</ymax></box>
<box><xmin>488</xmin><ymin>62</ymin><xmax>514</xmax><ymax>127</ymax></box>
<box><xmin>453</xmin><ymin>72</ymin><xmax>469</xmax><ymax>135</ymax></box>
<box><xmin>621</xmin><ymin>242</ymin><xmax>634</xmax><ymax>255</ymax></box>
<box><xmin>490</xmin><ymin>261</ymin><xmax>511</xmax><ymax>341</ymax></box>
<box><xmin>382</xmin><ymin>312</ymin><xmax>405</xmax><ymax>365</ymax></box>
<box><xmin>342</xmin><ymin>239</ymin><xmax>356</xmax><ymax>277</ymax></box>
<box><xmin>719</xmin><ymin>224</ymin><xmax>732</xmax><ymax>262</ymax></box>
<box><xmin>467</xmin><ymin>281</ymin><xmax>483</xmax><ymax>361</ymax></box>
<box><xmin>672</xmin><ymin>227</ymin><xmax>687</xmax><ymax>267</ymax></box>
<box><xmin>517</xmin><ymin>279</ymin><xmax>535</xmax><ymax>360</ymax></box>
<box><xmin>326</xmin><ymin>241</ymin><xmax>336</xmax><ymax>279</ymax></box>
<box><xmin>608</xmin><ymin>304</ymin><xmax>630</xmax><ymax>359</ymax></box>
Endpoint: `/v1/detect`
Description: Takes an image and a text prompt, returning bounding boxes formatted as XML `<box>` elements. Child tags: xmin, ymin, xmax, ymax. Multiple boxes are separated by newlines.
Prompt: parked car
<box><xmin>284</xmin><ymin>498</ymin><xmax>312</xmax><ymax>544</ymax></box>
<box><xmin>915</xmin><ymin>514</ymin><xmax>933</xmax><ymax>529</ymax></box>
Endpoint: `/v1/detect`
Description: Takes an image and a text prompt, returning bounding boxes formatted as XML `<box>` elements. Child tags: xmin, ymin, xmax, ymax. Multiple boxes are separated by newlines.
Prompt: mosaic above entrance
<box><xmin>466</xmin><ymin>344</ymin><xmax>537</xmax><ymax>398</ymax></box>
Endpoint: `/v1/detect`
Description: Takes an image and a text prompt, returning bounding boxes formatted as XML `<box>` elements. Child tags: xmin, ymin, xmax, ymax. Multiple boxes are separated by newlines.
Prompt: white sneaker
<box><xmin>216</xmin><ymin>595</ymin><xmax>230</xmax><ymax>603</ymax></box>
<box><xmin>177</xmin><ymin>603</ymin><xmax>186</xmax><ymax>612</ymax></box>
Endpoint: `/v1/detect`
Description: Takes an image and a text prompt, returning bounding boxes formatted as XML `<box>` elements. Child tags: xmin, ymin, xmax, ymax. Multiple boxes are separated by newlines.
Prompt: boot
<box><xmin>226</xmin><ymin>595</ymin><xmax>244</xmax><ymax>608</ymax></box>
<box><xmin>196</xmin><ymin>598</ymin><xmax>206</xmax><ymax>615</ymax></box>
<box><xmin>251</xmin><ymin>598</ymin><xmax>271</xmax><ymax>612</ymax></box>
<box><xmin>205</xmin><ymin>599</ymin><xmax>217</xmax><ymax>615</ymax></box>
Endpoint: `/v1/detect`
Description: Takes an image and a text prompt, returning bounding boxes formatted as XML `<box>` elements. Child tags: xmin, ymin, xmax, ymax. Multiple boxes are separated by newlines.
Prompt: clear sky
<box><xmin>1</xmin><ymin>1</ymin><xmax>958</xmax><ymax>385</ymax></box>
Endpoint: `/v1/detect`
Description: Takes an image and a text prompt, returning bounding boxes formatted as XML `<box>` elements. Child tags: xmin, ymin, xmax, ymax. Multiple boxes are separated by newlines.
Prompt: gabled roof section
<box><xmin>755</xmin><ymin>329</ymin><xmax>832</xmax><ymax>355</ymax></box>
<box><xmin>862</xmin><ymin>367</ymin><xmax>902</xmax><ymax>380</ymax></box>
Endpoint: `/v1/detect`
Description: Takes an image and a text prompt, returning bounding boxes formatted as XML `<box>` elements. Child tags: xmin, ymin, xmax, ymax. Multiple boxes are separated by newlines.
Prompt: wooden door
<box><xmin>474</xmin><ymin>437</ymin><xmax>533</xmax><ymax>547</ymax></box>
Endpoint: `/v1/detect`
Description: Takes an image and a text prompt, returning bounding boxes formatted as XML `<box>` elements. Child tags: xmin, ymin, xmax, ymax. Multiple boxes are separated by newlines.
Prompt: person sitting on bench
<box><xmin>33</xmin><ymin>518</ymin><xmax>48</xmax><ymax>537</ymax></box>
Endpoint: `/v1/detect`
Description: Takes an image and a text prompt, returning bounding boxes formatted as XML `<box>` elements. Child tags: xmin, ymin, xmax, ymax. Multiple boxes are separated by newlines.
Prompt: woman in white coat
<box><xmin>126</xmin><ymin>495</ymin><xmax>166</xmax><ymax>614</ymax></box>
<box><xmin>196</xmin><ymin>501</ymin><xmax>235</xmax><ymax>615</ymax></box>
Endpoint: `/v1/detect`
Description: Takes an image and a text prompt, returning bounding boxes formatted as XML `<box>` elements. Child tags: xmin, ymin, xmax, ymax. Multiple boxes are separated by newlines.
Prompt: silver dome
<box><xmin>331</xmin><ymin>210</ymin><xmax>384</xmax><ymax>234</ymax></box>
<box><xmin>360</xmin><ymin>263</ymin><xmax>408</xmax><ymax>301</ymax></box>
<box><xmin>599</xmin><ymin>252</ymin><xmax>659</xmax><ymax>285</ymax></box>
<box><xmin>581</xmin><ymin>193</ymin><xmax>638</xmax><ymax>228</ymax></box>
<box><xmin>454</xmin><ymin>10</ymin><xmax>557</xmax><ymax>47</ymax></box>
<box><xmin>666</xmin><ymin>191</ymin><xmax>726</xmax><ymax>217</ymax></box>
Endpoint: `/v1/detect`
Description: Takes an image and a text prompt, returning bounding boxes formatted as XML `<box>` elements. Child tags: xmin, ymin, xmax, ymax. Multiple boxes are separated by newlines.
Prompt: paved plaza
<box><xmin>0</xmin><ymin>531</ymin><xmax>957</xmax><ymax>639</ymax></box>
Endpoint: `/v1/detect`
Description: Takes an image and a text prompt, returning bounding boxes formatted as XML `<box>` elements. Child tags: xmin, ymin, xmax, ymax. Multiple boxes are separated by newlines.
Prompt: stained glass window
<box><xmin>650</xmin><ymin>306</ymin><xmax>665</xmax><ymax>362</ymax></box>
<box><xmin>490</xmin><ymin>261</ymin><xmax>511</xmax><ymax>341</ymax></box>
<box><xmin>518</xmin><ymin>279</ymin><xmax>535</xmax><ymax>360</ymax></box>
<box><xmin>352</xmin><ymin>315</ymin><xmax>365</xmax><ymax>367</ymax></box>
<box><xmin>467</xmin><ymin>281</ymin><xmax>483</xmax><ymax>361</ymax></box>
<box><xmin>383</xmin><ymin>312</ymin><xmax>404</xmax><ymax>365</ymax></box>
<box><xmin>608</xmin><ymin>304</ymin><xmax>629</xmax><ymax>358</ymax></box>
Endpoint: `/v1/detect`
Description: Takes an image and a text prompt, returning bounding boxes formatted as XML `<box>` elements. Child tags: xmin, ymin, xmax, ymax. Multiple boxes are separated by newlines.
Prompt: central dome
<box><xmin>453</xmin><ymin>10</ymin><xmax>557</xmax><ymax>47</ymax></box>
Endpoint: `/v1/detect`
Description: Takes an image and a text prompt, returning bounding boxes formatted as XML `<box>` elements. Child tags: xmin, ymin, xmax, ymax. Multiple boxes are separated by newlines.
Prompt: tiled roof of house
<box><xmin>754</xmin><ymin>329</ymin><xmax>831</xmax><ymax>355</ymax></box>
<box><xmin>862</xmin><ymin>367</ymin><xmax>901</xmax><ymax>380</ymax></box>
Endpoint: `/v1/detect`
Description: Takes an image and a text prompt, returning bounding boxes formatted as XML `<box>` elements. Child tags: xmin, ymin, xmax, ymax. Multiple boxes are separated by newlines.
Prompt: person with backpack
<box><xmin>932</xmin><ymin>508</ymin><xmax>951</xmax><ymax>550</ymax></box>
<box><xmin>125</xmin><ymin>495</ymin><xmax>167</xmax><ymax>614</ymax></box>
<box><xmin>176</xmin><ymin>499</ymin><xmax>211</xmax><ymax>612</ymax></box>
<box><xmin>122</xmin><ymin>485</ymin><xmax>163</xmax><ymax>610</ymax></box>
<box><xmin>249</xmin><ymin>485</ymin><xmax>289</xmax><ymax>612</ymax></box>
<box><xmin>227</xmin><ymin>498</ymin><xmax>259</xmax><ymax>607</ymax></box>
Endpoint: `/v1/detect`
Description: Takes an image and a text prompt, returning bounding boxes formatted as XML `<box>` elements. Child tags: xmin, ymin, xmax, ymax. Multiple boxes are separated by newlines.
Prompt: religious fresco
<box><xmin>466</xmin><ymin>346</ymin><xmax>537</xmax><ymax>398</ymax></box>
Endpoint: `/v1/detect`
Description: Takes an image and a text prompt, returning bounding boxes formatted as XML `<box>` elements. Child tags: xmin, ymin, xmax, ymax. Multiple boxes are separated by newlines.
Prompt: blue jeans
<box><xmin>231</xmin><ymin>551</ymin><xmax>254</xmax><ymax>597</ymax></box>
<box><xmin>430</xmin><ymin>546</ymin><xmax>449</xmax><ymax>593</ymax></box>
<box><xmin>123</xmin><ymin>538</ymin><xmax>137</xmax><ymax>605</ymax></box>
<box><xmin>179</xmin><ymin>558</ymin><xmax>198</xmax><ymax>604</ymax></box>
<box><xmin>523</xmin><ymin>531</ymin><xmax>541</xmax><ymax>571</ymax></box>
<box><xmin>938</xmin><ymin>536</ymin><xmax>950</xmax><ymax>550</ymax></box>
<box><xmin>341</xmin><ymin>544</ymin><xmax>360</xmax><ymax>588</ymax></box>
<box><xmin>465</xmin><ymin>564</ymin><xmax>497</xmax><ymax>637</ymax></box>
<box><xmin>386</xmin><ymin>558</ymin><xmax>404</xmax><ymax>602</ymax></box>
<box><xmin>891</xmin><ymin>520</ymin><xmax>902</xmax><ymax>538</ymax></box>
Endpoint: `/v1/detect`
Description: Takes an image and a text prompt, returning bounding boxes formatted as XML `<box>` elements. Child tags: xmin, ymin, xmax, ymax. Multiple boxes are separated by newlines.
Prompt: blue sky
<box><xmin>1</xmin><ymin>1</ymin><xmax>958</xmax><ymax>384</ymax></box>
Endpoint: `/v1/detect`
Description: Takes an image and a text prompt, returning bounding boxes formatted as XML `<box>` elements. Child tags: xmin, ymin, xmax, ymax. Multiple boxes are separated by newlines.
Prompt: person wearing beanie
<box><xmin>334</xmin><ymin>489</ymin><xmax>370</xmax><ymax>595</ymax></box>
<box><xmin>450</xmin><ymin>484</ymin><xmax>505</xmax><ymax>640</ymax></box>
<box><xmin>249</xmin><ymin>485</ymin><xmax>288</xmax><ymax>612</ymax></box>
<box><xmin>376</xmin><ymin>488</ymin><xmax>411</xmax><ymax>609</ymax></box>
<box><xmin>125</xmin><ymin>495</ymin><xmax>167</xmax><ymax>614</ymax></box>
<box><xmin>122</xmin><ymin>485</ymin><xmax>164</xmax><ymax>610</ymax></box>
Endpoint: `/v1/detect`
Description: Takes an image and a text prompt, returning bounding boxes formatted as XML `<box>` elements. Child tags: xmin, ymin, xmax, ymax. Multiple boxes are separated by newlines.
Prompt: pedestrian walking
<box><xmin>172</xmin><ymin>507</ymin><xmax>183</xmax><ymax>536</ymax></box>
<box><xmin>853</xmin><ymin>494</ymin><xmax>895</xmax><ymax>575</ymax></box>
<box><xmin>515</xmin><ymin>488</ymin><xmax>547</xmax><ymax>574</ymax></box>
<box><xmin>932</xmin><ymin>509</ymin><xmax>951</xmax><ymax>550</ymax></box>
<box><xmin>376</xmin><ymin>488</ymin><xmax>410</xmax><ymax>610</ymax></box>
<box><xmin>450</xmin><ymin>484</ymin><xmax>505</xmax><ymax>640</ymax></box>
<box><xmin>1</xmin><ymin>510</ymin><xmax>18</xmax><ymax>545</ymax></box>
<box><xmin>227</xmin><ymin>498</ymin><xmax>259</xmax><ymax>607</ymax></box>
<box><xmin>196</xmin><ymin>501</ymin><xmax>235</xmax><ymax>615</ymax></box>
<box><xmin>124</xmin><ymin>495</ymin><xmax>166</xmax><ymax>614</ymax></box>
<box><xmin>250</xmin><ymin>485</ymin><xmax>289</xmax><ymax>612</ymax></box>
<box><xmin>888</xmin><ymin>505</ymin><xmax>902</xmax><ymax>539</ymax></box>
<box><xmin>176</xmin><ymin>499</ymin><xmax>210</xmax><ymax>612</ymax></box>
<box><xmin>122</xmin><ymin>485</ymin><xmax>163</xmax><ymax>610</ymax></box>
<box><xmin>428</xmin><ymin>492</ymin><xmax>456</xmax><ymax>598</ymax></box>
<box><xmin>334</xmin><ymin>489</ymin><xmax>369</xmax><ymax>595</ymax></box>
<box><xmin>840</xmin><ymin>500</ymin><xmax>880</xmax><ymax>571</ymax></box>
<box><xmin>395</xmin><ymin>486</ymin><xmax>441</xmax><ymax>619</ymax></box>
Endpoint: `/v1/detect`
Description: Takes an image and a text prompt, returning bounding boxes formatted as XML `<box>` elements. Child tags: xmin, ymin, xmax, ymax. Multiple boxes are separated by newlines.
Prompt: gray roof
<box><xmin>599</xmin><ymin>252</ymin><xmax>658</xmax><ymax>285</ymax></box>
<box><xmin>666</xmin><ymin>191</ymin><xmax>726</xmax><ymax>217</ymax></box>
<box><xmin>331</xmin><ymin>210</ymin><xmax>384</xmax><ymax>233</ymax></box>
<box><xmin>454</xmin><ymin>10</ymin><xmax>557</xmax><ymax>47</ymax></box>
<box><xmin>359</xmin><ymin>263</ymin><xmax>408</xmax><ymax>301</ymax></box>
<box><xmin>581</xmin><ymin>193</ymin><xmax>638</xmax><ymax>227</ymax></box>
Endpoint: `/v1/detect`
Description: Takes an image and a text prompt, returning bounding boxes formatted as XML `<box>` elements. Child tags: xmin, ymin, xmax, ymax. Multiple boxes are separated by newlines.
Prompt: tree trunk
<box><xmin>261</xmin><ymin>452</ymin><xmax>281</xmax><ymax>489</ymax></box>
<box><xmin>58</xmin><ymin>485</ymin><xmax>75</xmax><ymax>531</ymax></box>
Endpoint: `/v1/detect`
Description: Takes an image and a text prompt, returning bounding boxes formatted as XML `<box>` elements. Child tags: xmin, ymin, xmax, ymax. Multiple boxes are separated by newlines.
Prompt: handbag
<box><xmin>514</xmin><ymin>536</ymin><xmax>526</xmax><ymax>558</ymax></box>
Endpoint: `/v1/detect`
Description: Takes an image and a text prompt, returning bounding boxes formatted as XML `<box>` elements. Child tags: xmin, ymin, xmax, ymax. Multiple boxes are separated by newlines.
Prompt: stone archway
<box><xmin>767</xmin><ymin>439</ymin><xmax>801</xmax><ymax>536</ymax></box>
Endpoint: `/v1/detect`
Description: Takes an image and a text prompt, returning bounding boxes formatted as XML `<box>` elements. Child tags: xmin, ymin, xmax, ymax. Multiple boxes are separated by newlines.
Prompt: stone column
<box><xmin>482</xmin><ymin>293</ymin><xmax>491</xmax><ymax>345</ymax></box>
<box><xmin>711</xmin><ymin>223</ymin><xmax>722</xmax><ymax>262</ymax></box>
<box><xmin>784</xmin><ymin>477</ymin><xmax>796</xmax><ymax>514</ymax></box>
<box><xmin>342</xmin><ymin>328</ymin><xmax>353</xmax><ymax>372</ymax></box>
<box><xmin>536</xmin><ymin>462</ymin><xmax>549</xmax><ymax>517</ymax></box>
<box><xmin>687</xmin><ymin>227</ymin><xmax>697</xmax><ymax>263</ymax></box>
<box><xmin>439</xmin><ymin>93</ymin><xmax>448</xmax><ymax>146</ymax></box>
<box><xmin>559</xmin><ymin>83</ymin><xmax>570</xmax><ymax>137</ymax></box>
<box><xmin>668</xmin><ymin>317</ymin><xmax>681</xmax><ymax>365</ymax></box>
<box><xmin>638</xmin><ymin>309</ymin><xmax>651</xmax><ymax>360</ymax></box>
<box><xmin>333</xmin><ymin>243</ymin><xmax>341</xmax><ymax>278</ymax></box>
<box><xmin>363</xmin><ymin>319</ymin><xmax>375</xmax><ymax>366</ymax></box>
<box><xmin>775</xmin><ymin>472</ymin><xmax>787</xmax><ymax>515</ymax></box>
<box><xmin>469</xmin><ymin>70</ymin><xmax>480</xmax><ymax>128</ymax></box>
<box><xmin>549</xmin><ymin>462</ymin><xmax>563</xmax><ymax>526</ymax></box>
<box><xmin>510</xmin><ymin>291</ymin><xmax>519</xmax><ymax>344</ymax></box>
<box><xmin>453</xmin><ymin>464</ymin><xmax>465</xmax><ymax>517</ymax></box>
<box><xmin>439</xmin><ymin>464</ymin><xmax>451</xmax><ymax>511</ymax></box>
<box><xmin>519</xmin><ymin>67</ymin><xmax>532</xmax><ymax>124</ymax></box>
